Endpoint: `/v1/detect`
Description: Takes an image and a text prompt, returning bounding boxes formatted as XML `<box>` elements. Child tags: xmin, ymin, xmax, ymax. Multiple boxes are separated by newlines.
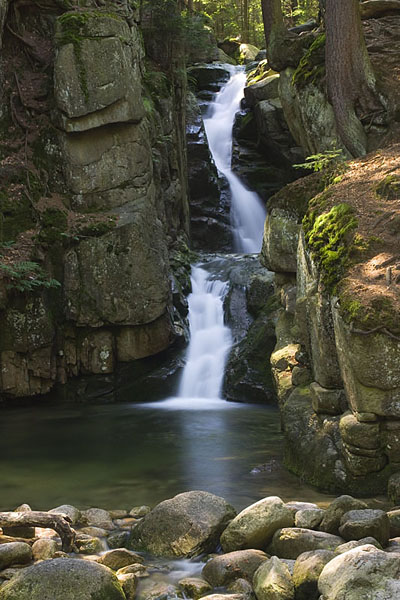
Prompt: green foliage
<box><xmin>0</xmin><ymin>261</ymin><xmax>61</xmax><ymax>292</ymax></box>
<box><xmin>282</xmin><ymin>0</ymin><xmax>319</xmax><ymax>24</ymax></box>
<box><xmin>294</xmin><ymin>148</ymin><xmax>348</xmax><ymax>189</ymax></box>
<box><xmin>303</xmin><ymin>203</ymin><xmax>358</xmax><ymax>291</ymax></box>
<box><xmin>38</xmin><ymin>208</ymin><xmax>68</xmax><ymax>245</ymax></box>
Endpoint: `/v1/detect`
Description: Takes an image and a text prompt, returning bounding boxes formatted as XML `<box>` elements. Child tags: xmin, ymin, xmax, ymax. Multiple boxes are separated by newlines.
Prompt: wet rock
<box><xmin>0</xmin><ymin>558</ymin><xmax>125</xmax><ymax>600</ymax></box>
<box><xmin>220</xmin><ymin>497</ymin><xmax>294</xmax><ymax>552</ymax></box>
<box><xmin>117</xmin><ymin>564</ymin><xmax>149</xmax><ymax>578</ymax></box>
<box><xmin>253</xmin><ymin>556</ymin><xmax>294</xmax><ymax>600</ymax></box>
<box><xmin>74</xmin><ymin>535</ymin><xmax>104</xmax><ymax>555</ymax></box>
<box><xmin>129</xmin><ymin>491</ymin><xmax>236</xmax><ymax>557</ymax></box>
<box><xmin>31</xmin><ymin>539</ymin><xmax>58</xmax><ymax>561</ymax></box>
<box><xmin>294</xmin><ymin>509</ymin><xmax>325</xmax><ymax>530</ymax></box>
<box><xmin>203</xmin><ymin>550</ymin><xmax>268</xmax><ymax>586</ymax></box>
<box><xmin>49</xmin><ymin>505</ymin><xmax>81</xmax><ymax>526</ymax></box>
<box><xmin>244</xmin><ymin>75</ymin><xmax>280</xmax><ymax>108</ymax></box>
<box><xmin>178</xmin><ymin>577</ymin><xmax>212</xmax><ymax>599</ymax></box>
<box><xmin>338</xmin><ymin>509</ymin><xmax>390</xmax><ymax>547</ymax></box>
<box><xmin>0</xmin><ymin>543</ymin><xmax>32</xmax><ymax>570</ymax></box>
<box><xmin>227</xmin><ymin>578</ymin><xmax>254</xmax><ymax>598</ymax></box>
<box><xmin>187</xmin><ymin>64</ymin><xmax>231</xmax><ymax>92</ymax></box>
<box><xmin>109</xmin><ymin>510</ymin><xmax>129</xmax><ymax>520</ymax></box>
<box><xmin>292</xmin><ymin>550</ymin><xmax>334</xmax><ymax>600</ymax></box>
<box><xmin>285</xmin><ymin>502</ymin><xmax>318</xmax><ymax>514</ymax></box>
<box><xmin>269</xmin><ymin>529</ymin><xmax>344</xmax><ymax>560</ymax></box>
<box><xmin>319</xmin><ymin>496</ymin><xmax>368</xmax><ymax>535</ymax></box>
<box><xmin>97</xmin><ymin>549</ymin><xmax>144</xmax><ymax>571</ymax></box>
<box><xmin>108</xmin><ymin>531</ymin><xmax>130</xmax><ymax>549</ymax></box>
<box><xmin>79</xmin><ymin>526</ymin><xmax>109</xmax><ymax>538</ymax></box>
<box><xmin>318</xmin><ymin>544</ymin><xmax>400</xmax><ymax>600</ymax></box>
<box><xmin>117</xmin><ymin>572</ymin><xmax>137</xmax><ymax>600</ymax></box>
<box><xmin>138</xmin><ymin>582</ymin><xmax>180</xmax><ymax>600</ymax></box>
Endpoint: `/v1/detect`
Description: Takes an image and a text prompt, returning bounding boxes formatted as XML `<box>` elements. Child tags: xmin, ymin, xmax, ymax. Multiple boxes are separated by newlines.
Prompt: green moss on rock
<box><xmin>375</xmin><ymin>174</ymin><xmax>400</xmax><ymax>201</ymax></box>
<box><xmin>292</xmin><ymin>33</ymin><xmax>326</xmax><ymax>89</ymax></box>
<box><xmin>303</xmin><ymin>203</ymin><xmax>357</xmax><ymax>291</ymax></box>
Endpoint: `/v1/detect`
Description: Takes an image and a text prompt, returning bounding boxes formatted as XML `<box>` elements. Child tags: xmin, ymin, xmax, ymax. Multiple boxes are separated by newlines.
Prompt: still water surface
<box><xmin>0</xmin><ymin>400</ymin><xmax>337</xmax><ymax>512</ymax></box>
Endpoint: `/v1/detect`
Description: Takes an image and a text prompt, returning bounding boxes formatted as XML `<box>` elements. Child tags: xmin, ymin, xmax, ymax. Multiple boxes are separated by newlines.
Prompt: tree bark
<box><xmin>325</xmin><ymin>0</ymin><xmax>384</xmax><ymax>156</ymax></box>
<box><xmin>261</xmin><ymin>0</ymin><xmax>287</xmax><ymax>69</ymax></box>
<box><xmin>243</xmin><ymin>0</ymin><xmax>249</xmax><ymax>42</ymax></box>
<box><xmin>0</xmin><ymin>511</ymin><xmax>76</xmax><ymax>552</ymax></box>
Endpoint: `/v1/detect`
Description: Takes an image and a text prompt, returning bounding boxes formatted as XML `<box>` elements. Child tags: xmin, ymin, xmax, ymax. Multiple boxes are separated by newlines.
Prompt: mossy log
<box><xmin>360</xmin><ymin>0</ymin><xmax>400</xmax><ymax>19</ymax></box>
<box><xmin>0</xmin><ymin>511</ymin><xmax>75</xmax><ymax>551</ymax></box>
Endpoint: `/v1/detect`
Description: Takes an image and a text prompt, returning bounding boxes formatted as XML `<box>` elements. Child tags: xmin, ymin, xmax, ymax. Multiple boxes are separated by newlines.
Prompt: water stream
<box><xmin>203</xmin><ymin>68</ymin><xmax>266</xmax><ymax>253</ymax></box>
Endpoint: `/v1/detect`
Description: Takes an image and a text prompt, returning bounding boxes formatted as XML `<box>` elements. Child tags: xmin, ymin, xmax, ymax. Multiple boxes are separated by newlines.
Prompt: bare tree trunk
<box><xmin>243</xmin><ymin>0</ymin><xmax>249</xmax><ymax>42</ymax></box>
<box><xmin>325</xmin><ymin>0</ymin><xmax>384</xmax><ymax>156</ymax></box>
<box><xmin>0</xmin><ymin>511</ymin><xmax>75</xmax><ymax>552</ymax></box>
<box><xmin>261</xmin><ymin>0</ymin><xmax>287</xmax><ymax>69</ymax></box>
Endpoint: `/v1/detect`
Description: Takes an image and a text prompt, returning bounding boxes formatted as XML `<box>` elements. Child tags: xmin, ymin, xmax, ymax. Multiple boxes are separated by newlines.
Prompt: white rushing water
<box><xmin>203</xmin><ymin>67</ymin><xmax>267</xmax><ymax>253</ymax></box>
<box><xmin>178</xmin><ymin>266</ymin><xmax>232</xmax><ymax>400</ymax></box>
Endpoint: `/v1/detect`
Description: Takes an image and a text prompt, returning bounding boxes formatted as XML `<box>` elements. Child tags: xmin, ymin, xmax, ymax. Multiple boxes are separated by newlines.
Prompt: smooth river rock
<box><xmin>203</xmin><ymin>549</ymin><xmax>269</xmax><ymax>586</ymax></box>
<box><xmin>0</xmin><ymin>558</ymin><xmax>125</xmax><ymax>600</ymax></box>
<box><xmin>253</xmin><ymin>556</ymin><xmax>294</xmax><ymax>600</ymax></box>
<box><xmin>269</xmin><ymin>528</ymin><xmax>344</xmax><ymax>559</ymax></box>
<box><xmin>318</xmin><ymin>544</ymin><xmax>400</xmax><ymax>600</ymax></box>
<box><xmin>220</xmin><ymin>496</ymin><xmax>294</xmax><ymax>552</ymax></box>
<box><xmin>129</xmin><ymin>491</ymin><xmax>236</xmax><ymax>557</ymax></box>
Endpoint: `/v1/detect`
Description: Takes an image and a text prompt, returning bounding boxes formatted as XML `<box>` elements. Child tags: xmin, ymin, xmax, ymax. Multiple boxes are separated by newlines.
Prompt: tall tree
<box><xmin>261</xmin><ymin>0</ymin><xmax>287</xmax><ymax>70</ymax></box>
<box><xmin>325</xmin><ymin>0</ymin><xmax>384</xmax><ymax>156</ymax></box>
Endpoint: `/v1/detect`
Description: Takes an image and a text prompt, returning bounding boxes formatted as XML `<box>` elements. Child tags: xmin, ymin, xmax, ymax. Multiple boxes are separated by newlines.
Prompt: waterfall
<box><xmin>178</xmin><ymin>267</ymin><xmax>232</xmax><ymax>399</ymax></box>
<box><xmin>203</xmin><ymin>68</ymin><xmax>267</xmax><ymax>253</ymax></box>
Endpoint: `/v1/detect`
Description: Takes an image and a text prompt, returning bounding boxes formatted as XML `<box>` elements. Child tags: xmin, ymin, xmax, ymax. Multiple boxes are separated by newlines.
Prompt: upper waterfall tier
<box><xmin>203</xmin><ymin>68</ymin><xmax>267</xmax><ymax>253</ymax></box>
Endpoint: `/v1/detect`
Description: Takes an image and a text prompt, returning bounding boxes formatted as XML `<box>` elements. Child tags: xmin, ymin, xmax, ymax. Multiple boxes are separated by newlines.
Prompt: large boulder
<box><xmin>220</xmin><ymin>497</ymin><xmax>294</xmax><ymax>552</ymax></box>
<box><xmin>253</xmin><ymin>556</ymin><xmax>294</xmax><ymax>600</ymax></box>
<box><xmin>0</xmin><ymin>558</ymin><xmax>125</xmax><ymax>600</ymax></box>
<box><xmin>128</xmin><ymin>491</ymin><xmax>236</xmax><ymax>557</ymax></box>
<box><xmin>318</xmin><ymin>544</ymin><xmax>400</xmax><ymax>600</ymax></box>
<box><xmin>269</xmin><ymin>529</ymin><xmax>344</xmax><ymax>560</ymax></box>
<box><xmin>202</xmin><ymin>550</ymin><xmax>269</xmax><ymax>586</ymax></box>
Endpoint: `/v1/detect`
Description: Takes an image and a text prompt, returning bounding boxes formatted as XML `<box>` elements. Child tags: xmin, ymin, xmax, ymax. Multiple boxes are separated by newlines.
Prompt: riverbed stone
<box><xmin>220</xmin><ymin>497</ymin><xmax>294</xmax><ymax>552</ymax></box>
<box><xmin>253</xmin><ymin>556</ymin><xmax>294</xmax><ymax>600</ymax></box>
<box><xmin>334</xmin><ymin>537</ymin><xmax>382</xmax><ymax>554</ymax></box>
<box><xmin>387</xmin><ymin>509</ymin><xmax>400</xmax><ymax>537</ymax></box>
<box><xmin>227</xmin><ymin>578</ymin><xmax>254</xmax><ymax>598</ymax></box>
<box><xmin>75</xmin><ymin>535</ymin><xmax>104</xmax><ymax>555</ymax></box>
<box><xmin>138</xmin><ymin>582</ymin><xmax>180</xmax><ymax>600</ymax></box>
<box><xmin>203</xmin><ymin>549</ymin><xmax>269</xmax><ymax>586</ymax></box>
<box><xmin>318</xmin><ymin>544</ymin><xmax>400</xmax><ymax>600</ymax></box>
<box><xmin>117</xmin><ymin>564</ymin><xmax>149</xmax><ymax>578</ymax></box>
<box><xmin>294</xmin><ymin>509</ymin><xmax>325</xmax><ymax>530</ymax></box>
<box><xmin>0</xmin><ymin>558</ymin><xmax>125</xmax><ymax>600</ymax></box>
<box><xmin>338</xmin><ymin>509</ymin><xmax>390</xmax><ymax>547</ymax></box>
<box><xmin>80</xmin><ymin>526</ymin><xmax>109</xmax><ymax>538</ymax></box>
<box><xmin>31</xmin><ymin>538</ymin><xmax>58</xmax><ymax>561</ymax></box>
<box><xmin>388</xmin><ymin>472</ymin><xmax>400</xmax><ymax>503</ymax></box>
<box><xmin>97</xmin><ymin>548</ymin><xmax>144</xmax><ymax>571</ymax></box>
<box><xmin>129</xmin><ymin>506</ymin><xmax>151</xmax><ymax>518</ymax></box>
<box><xmin>292</xmin><ymin>549</ymin><xmax>334</xmax><ymax>600</ymax></box>
<box><xmin>129</xmin><ymin>491</ymin><xmax>236</xmax><ymax>557</ymax></box>
<box><xmin>80</xmin><ymin>508</ymin><xmax>114</xmax><ymax>530</ymax></box>
<box><xmin>269</xmin><ymin>528</ymin><xmax>344</xmax><ymax>559</ymax></box>
<box><xmin>117</xmin><ymin>573</ymin><xmax>137</xmax><ymax>600</ymax></box>
<box><xmin>178</xmin><ymin>577</ymin><xmax>212</xmax><ymax>599</ymax></box>
<box><xmin>108</xmin><ymin>531</ymin><xmax>130</xmax><ymax>549</ymax></box>
<box><xmin>319</xmin><ymin>495</ymin><xmax>368</xmax><ymax>535</ymax></box>
<box><xmin>0</xmin><ymin>543</ymin><xmax>32</xmax><ymax>570</ymax></box>
<box><xmin>49</xmin><ymin>504</ymin><xmax>81</xmax><ymax>525</ymax></box>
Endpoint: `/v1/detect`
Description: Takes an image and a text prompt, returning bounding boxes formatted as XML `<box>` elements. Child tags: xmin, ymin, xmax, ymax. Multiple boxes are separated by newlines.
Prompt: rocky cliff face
<box><xmin>262</xmin><ymin>146</ymin><xmax>400</xmax><ymax>496</ymax></box>
<box><xmin>0</xmin><ymin>1</ymin><xmax>190</xmax><ymax>400</ymax></box>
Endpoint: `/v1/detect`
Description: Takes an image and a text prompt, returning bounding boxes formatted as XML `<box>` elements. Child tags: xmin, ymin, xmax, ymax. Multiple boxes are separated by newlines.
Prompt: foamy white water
<box><xmin>203</xmin><ymin>68</ymin><xmax>266</xmax><ymax>253</ymax></box>
<box><xmin>178</xmin><ymin>267</ymin><xmax>232</xmax><ymax>399</ymax></box>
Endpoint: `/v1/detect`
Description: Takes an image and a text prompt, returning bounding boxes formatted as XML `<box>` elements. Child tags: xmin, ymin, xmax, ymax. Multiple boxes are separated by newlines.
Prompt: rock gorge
<box><xmin>0</xmin><ymin>0</ymin><xmax>400</xmax><ymax>501</ymax></box>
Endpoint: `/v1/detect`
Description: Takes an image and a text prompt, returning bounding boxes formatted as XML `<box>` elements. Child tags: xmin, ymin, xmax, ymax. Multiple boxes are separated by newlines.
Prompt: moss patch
<box><xmin>292</xmin><ymin>33</ymin><xmax>326</xmax><ymax>89</ymax></box>
<box><xmin>375</xmin><ymin>174</ymin><xmax>400</xmax><ymax>201</ymax></box>
<box><xmin>303</xmin><ymin>203</ymin><xmax>358</xmax><ymax>291</ymax></box>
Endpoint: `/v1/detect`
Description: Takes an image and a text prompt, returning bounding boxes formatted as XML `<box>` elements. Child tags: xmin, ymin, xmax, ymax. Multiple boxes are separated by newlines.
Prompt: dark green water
<box><xmin>0</xmin><ymin>400</ymin><xmax>336</xmax><ymax>512</ymax></box>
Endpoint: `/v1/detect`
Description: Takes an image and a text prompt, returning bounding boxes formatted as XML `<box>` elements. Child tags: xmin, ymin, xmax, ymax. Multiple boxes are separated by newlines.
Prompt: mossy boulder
<box><xmin>0</xmin><ymin>558</ymin><xmax>125</xmax><ymax>600</ymax></box>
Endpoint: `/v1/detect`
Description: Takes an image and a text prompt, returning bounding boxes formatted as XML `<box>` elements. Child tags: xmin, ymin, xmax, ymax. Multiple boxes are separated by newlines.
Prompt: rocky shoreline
<box><xmin>1</xmin><ymin>490</ymin><xmax>400</xmax><ymax>599</ymax></box>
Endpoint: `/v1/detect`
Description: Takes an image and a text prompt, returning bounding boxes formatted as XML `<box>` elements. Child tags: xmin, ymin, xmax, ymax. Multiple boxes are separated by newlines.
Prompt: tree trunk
<box><xmin>261</xmin><ymin>0</ymin><xmax>287</xmax><ymax>69</ymax></box>
<box><xmin>325</xmin><ymin>0</ymin><xmax>384</xmax><ymax>156</ymax></box>
<box><xmin>0</xmin><ymin>511</ymin><xmax>76</xmax><ymax>552</ymax></box>
<box><xmin>243</xmin><ymin>0</ymin><xmax>249</xmax><ymax>42</ymax></box>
